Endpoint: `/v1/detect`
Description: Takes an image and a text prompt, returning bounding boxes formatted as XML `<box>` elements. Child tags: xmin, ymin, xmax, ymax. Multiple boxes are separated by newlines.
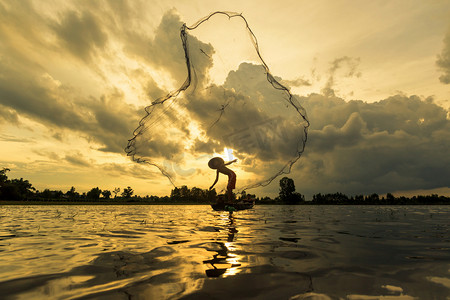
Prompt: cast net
<box><xmin>125</xmin><ymin>11</ymin><xmax>309</xmax><ymax>193</ymax></box>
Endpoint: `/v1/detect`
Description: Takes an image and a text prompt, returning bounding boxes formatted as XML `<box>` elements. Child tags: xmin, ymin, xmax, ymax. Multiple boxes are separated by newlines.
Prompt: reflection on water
<box><xmin>203</xmin><ymin>212</ymin><xmax>242</xmax><ymax>278</ymax></box>
<box><xmin>0</xmin><ymin>205</ymin><xmax>449</xmax><ymax>299</ymax></box>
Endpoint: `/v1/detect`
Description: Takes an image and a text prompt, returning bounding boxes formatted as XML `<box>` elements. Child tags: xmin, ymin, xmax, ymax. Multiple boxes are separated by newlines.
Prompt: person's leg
<box><xmin>226</xmin><ymin>172</ymin><xmax>236</xmax><ymax>203</ymax></box>
<box><xmin>227</xmin><ymin>188</ymin><xmax>233</xmax><ymax>203</ymax></box>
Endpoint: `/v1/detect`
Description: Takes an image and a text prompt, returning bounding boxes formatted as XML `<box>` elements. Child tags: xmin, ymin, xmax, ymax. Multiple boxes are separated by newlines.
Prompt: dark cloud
<box><xmin>102</xmin><ymin>162</ymin><xmax>161</xmax><ymax>181</ymax></box>
<box><xmin>308</xmin><ymin>111</ymin><xmax>366</xmax><ymax>152</ymax></box>
<box><xmin>0</xmin><ymin>58</ymin><xmax>140</xmax><ymax>154</ymax></box>
<box><xmin>32</xmin><ymin>149</ymin><xmax>60</xmax><ymax>161</ymax></box>
<box><xmin>192</xmin><ymin>138</ymin><xmax>221</xmax><ymax>154</ymax></box>
<box><xmin>65</xmin><ymin>153</ymin><xmax>91</xmax><ymax>167</ymax></box>
<box><xmin>295</xmin><ymin>93</ymin><xmax>450</xmax><ymax>196</ymax></box>
<box><xmin>124</xmin><ymin>9</ymin><xmax>214</xmax><ymax>85</ymax></box>
<box><xmin>51</xmin><ymin>131</ymin><xmax>64</xmax><ymax>141</ymax></box>
<box><xmin>0</xmin><ymin>62</ymin><xmax>91</xmax><ymax>130</ymax></box>
<box><xmin>87</xmin><ymin>89</ymin><xmax>141</xmax><ymax>153</ymax></box>
<box><xmin>135</xmin><ymin>133</ymin><xmax>185</xmax><ymax>161</ymax></box>
<box><xmin>436</xmin><ymin>28</ymin><xmax>450</xmax><ymax>84</ymax></box>
<box><xmin>141</xmin><ymin>73</ymin><xmax>166</xmax><ymax>100</ymax></box>
<box><xmin>52</xmin><ymin>10</ymin><xmax>108</xmax><ymax>62</ymax></box>
<box><xmin>219</xmin><ymin>63</ymin><xmax>449</xmax><ymax>195</ymax></box>
<box><xmin>0</xmin><ymin>6</ymin><xmax>216</xmax><ymax>166</ymax></box>
<box><xmin>0</xmin><ymin>104</ymin><xmax>20</xmax><ymax>125</ymax></box>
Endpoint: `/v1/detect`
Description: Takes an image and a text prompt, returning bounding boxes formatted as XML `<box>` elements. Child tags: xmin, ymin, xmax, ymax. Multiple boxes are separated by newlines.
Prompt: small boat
<box><xmin>211</xmin><ymin>200</ymin><xmax>255</xmax><ymax>211</ymax></box>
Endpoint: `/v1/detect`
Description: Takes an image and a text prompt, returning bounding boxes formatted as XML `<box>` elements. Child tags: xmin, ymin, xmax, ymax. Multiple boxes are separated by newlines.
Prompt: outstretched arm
<box><xmin>209</xmin><ymin>170</ymin><xmax>219</xmax><ymax>190</ymax></box>
<box><xmin>225</xmin><ymin>159</ymin><xmax>237</xmax><ymax>166</ymax></box>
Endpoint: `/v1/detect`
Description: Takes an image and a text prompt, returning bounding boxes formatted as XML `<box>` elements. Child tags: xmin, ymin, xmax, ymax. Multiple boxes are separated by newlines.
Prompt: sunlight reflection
<box><xmin>203</xmin><ymin>212</ymin><xmax>245</xmax><ymax>278</ymax></box>
<box><xmin>223</xmin><ymin>253</ymin><xmax>243</xmax><ymax>277</ymax></box>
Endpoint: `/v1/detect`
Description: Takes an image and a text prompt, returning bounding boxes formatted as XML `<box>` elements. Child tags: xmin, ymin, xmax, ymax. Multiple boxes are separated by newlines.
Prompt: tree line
<box><xmin>1</xmin><ymin>168</ymin><xmax>449</xmax><ymax>204</ymax></box>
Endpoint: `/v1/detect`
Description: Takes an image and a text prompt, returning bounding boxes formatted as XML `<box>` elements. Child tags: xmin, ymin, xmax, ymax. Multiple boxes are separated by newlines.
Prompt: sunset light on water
<box><xmin>1</xmin><ymin>205</ymin><xmax>449</xmax><ymax>299</ymax></box>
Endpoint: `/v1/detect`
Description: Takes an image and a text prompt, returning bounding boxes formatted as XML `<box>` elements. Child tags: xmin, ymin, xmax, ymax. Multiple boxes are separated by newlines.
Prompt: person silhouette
<box><xmin>208</xmin><ymin>157</ymin><xmax>237</xmax><ymax>203</ymax></box>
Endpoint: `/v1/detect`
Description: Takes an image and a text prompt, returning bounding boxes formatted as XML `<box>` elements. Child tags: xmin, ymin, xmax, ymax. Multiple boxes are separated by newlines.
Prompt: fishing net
<box><xmin>126</xmin><ymin>11</ymin><xmax>309</xmax><ymax>192</ymax></box>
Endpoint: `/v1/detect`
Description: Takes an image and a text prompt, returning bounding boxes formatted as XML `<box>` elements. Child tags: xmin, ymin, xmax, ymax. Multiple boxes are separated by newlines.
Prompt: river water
<box><xmin>0</xmin><ymin>205</ymin><xmax>449</xmax><ymax>299</ymax></box>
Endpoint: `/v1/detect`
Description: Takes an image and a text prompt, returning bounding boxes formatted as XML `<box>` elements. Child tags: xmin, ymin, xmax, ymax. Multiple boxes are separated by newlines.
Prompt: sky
<box><xmin>0</xmin><ymin>0</ymin><xmax>449</xmax><ymax>199</ymax></box>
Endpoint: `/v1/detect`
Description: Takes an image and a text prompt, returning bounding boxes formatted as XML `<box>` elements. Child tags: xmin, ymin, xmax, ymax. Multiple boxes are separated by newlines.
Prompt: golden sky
<box><xmin>0</xmin><ymin>0</ymin><xmax>449</xmax><ymax>198</ymax></box>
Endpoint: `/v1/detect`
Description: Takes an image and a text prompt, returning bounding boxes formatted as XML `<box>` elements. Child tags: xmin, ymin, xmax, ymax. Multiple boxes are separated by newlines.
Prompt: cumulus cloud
<box><xmin>436</xmin><ymin>28</ymin><xmax>450</xmax><ymax>84</ymax></box>
<box><xmin>295</xmin><ymin>93</ymin><xmax>450</xmax><ymax>196</ymax></box>
<box><xmin>129</xmin><ymin>59</ymin><xmax>308</xmax><ymax>188</ymax></box>
<box><xmin>204</xmin><ymin>62</ymin><xmax>449</xmax><ymax>196</ymax></box>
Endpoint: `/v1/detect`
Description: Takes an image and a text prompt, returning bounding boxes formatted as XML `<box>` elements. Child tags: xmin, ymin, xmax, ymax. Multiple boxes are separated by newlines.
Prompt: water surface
<box><xmin>0</xmin><ymin>205</ymin><xmax>449</xmax><ymax>299</ymax></box>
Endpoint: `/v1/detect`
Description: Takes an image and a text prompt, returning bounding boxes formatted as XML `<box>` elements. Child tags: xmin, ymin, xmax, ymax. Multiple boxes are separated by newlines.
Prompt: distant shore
<box><xmin>1</xmin><ymin>200</ymin><xmax>449</xmax><ymax>205</ymax></box>
<box><xmin>0</xmin><ymin>200</ymin><xmax>207</xmax><ymax>205</ymax></box>
<box><xmin>2</xmin><ymin>169</ymin><xmax>449</xmax><ymax>205</ymax></box>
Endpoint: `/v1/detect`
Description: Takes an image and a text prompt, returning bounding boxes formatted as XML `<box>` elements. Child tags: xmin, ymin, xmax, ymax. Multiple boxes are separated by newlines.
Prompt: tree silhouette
<box><xmin>112</xmin><ymin>187</ymin><xmax>120</xmax><ymax>198</ymax></box>
<box><xmin>122</xmin><ymin>186</ymin><xmax>133</xmax><ymax>198</ymax></box>
<box><xmin>66</xmin><ymin>186</ymin><xmax>79</xmax><ymax>199</ymax></box>
<box><xmin>0</xmin><ymin>169</ymin><xmax>35</xmax><ymax>200</ymax></box>
<box><xmin>87</xmin><ymin>187</ymin><xmax>102</xmax><ymax>200</ymax></box>
<box><xmin>101</xmin><ymin>190</ymin><xmax>111</xmax><ymax>199</ymax></box>
<box><xmin>0</xmin><ymin>168</ymin><xmax>10</xmax><ymax>185</ymax></box>
<box><xmin>279</xmin><ymin>177</ymin><xmax>304</xmax><ymax>204</ymax></box>
<box><xmin>279</xmin><ymin>177</ymin><xmax>295</xmax><ymax>200</ymax></box>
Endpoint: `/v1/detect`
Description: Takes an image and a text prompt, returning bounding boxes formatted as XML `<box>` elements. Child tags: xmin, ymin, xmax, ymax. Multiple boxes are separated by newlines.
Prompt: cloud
<box><xmin>65</xmin><ymin>152</ymin><xmax>91</xmax><ymax>167</ymax></box>
<box><xmin>216</xmin><ymin>63</ymin><xmax>449</xmax><ymax>196</ymax></box>
<box><xmin>322</xmin><ymin>56</ymin><xmax>361</xmax><ymax>97</ymax></box>
<box><xmin>0</xmin><ymin>5</ymin><xmax>213</xmax><ymax>168</ymax></box>
<box><xmin>0</xmin><ymin>133</ymin><xmax>32</xmax><ymax>143</ymax></box>
<box><xmin>295</xmin><ymin>93</ymin><xmax>450</xmax><ymax>196</ymax></box>
<box><xmin>0</xmin><ymin>1</ymin><xmax>49</xmax><ymax>57</ymax></box>
<box><xmin>281</xmin><ymin>77</ymin><xmax>312</xmax><ymax>88</ymax></box>
<box><xmin>133</xmin><ymin>61</ymin><xmax>307</xmax><ymax>168</ymax></box>
<box><xmin>102</xmin><ymin>162</ymin><xmax>162</xmax><ymax>181</ymax></box>
<box><xmin>0</xmin><ymin>57</ymin><xmax>141</xmax><ymax>153</ymax></box>
<box><xmin>138</xmin><ymin>71</ymin><xmax>166</xmax><ymax>100</ymax></box>
<box><xmin>87</xmin><ymin>88</ymin><xmax>142</xmax><ymax>153</ymax></box>
<box><xmin>0</xmin><ymin>104</ymin><xmax>20</xmax><ymax>125</ymax></box>
<box><xmin>123</xmin><ymin>9</ymin><xmax>214</xmax><ymax>85</ymax></box>
<box><xmin>0</xmin><ymin>66</ymin><xmax>89</xmax><ymax>129</ymax></box>
<box><xmin>308</xmin><ymin>111</ymin><xmax>366</xmax><ymax>152</ymax></box>
<box><xmin>52</xmin><ymin>10</ymin><xmax>108</xmax><ymax>62</ymax></box>
<box><xmin>32</xmin><ymin>149</ymin><xmax>60</xmax><ymax>161</ymax></box>
<box><xmin>436</xmin><ymin>28</ymin><xmax>450</xmax><ymax>84</ymax></box>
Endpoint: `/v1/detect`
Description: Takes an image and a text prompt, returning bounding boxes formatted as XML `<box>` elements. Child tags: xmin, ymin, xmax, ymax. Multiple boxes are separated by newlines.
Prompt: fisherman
<box><xmin>208</xmin><ymin>157</ymin><xmax>237</xmax><ymax>203</ymax></box>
